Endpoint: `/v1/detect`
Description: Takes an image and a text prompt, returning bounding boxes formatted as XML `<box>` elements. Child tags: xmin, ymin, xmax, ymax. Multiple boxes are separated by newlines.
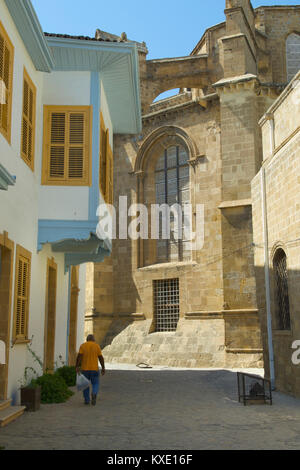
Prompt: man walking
<box><xmin>76</xmin><ymin>335</ymin><xmax>106</xmax><ymax>406</ymax></box>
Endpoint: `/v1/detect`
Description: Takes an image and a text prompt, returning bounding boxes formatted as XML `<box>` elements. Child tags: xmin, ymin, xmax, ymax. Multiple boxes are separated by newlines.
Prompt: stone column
<box><xmin>216</xmin><ymin>78</ymin><xmax>264</xmax><ymax>356</ymax></box>
<box><xmin>85</xmin><ymin>257</ymin><xmax>115</xmax><ymax>345</ymax></box>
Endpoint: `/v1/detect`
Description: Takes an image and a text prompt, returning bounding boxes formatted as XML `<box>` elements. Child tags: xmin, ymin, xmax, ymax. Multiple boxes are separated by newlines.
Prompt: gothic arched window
<box><xmin>155</xmin><ymin>145</ymin><xmax>190</xmax><ymax>263</ymax></box>
<box><xmin>286</xmin><ymin>33</ymin><xmax>300</xmax><ymax>82</ymax></box>
<box><xmin>273</xmin><ymin>249</ymin><xmax>291</xmax><ymax>331</ymax></box>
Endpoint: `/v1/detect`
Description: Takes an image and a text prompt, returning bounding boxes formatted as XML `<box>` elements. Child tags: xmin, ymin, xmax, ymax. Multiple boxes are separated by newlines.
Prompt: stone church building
<box><xmin>252</xmin><ymin>71</ymin><xmax>300</xmax><ymax>397</ymax></box>
<box><xmin>85</xmin><ymin>0</ymin><xmax>300</xmax><ymax>370</ymax></box>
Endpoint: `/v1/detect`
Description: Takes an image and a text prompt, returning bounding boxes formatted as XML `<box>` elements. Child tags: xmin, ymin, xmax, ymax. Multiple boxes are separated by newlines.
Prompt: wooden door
<box><xmin>68</xmin><ymin>266</ymin><xmax>79</xmax><ymax>366</ymax></box>
<box><xmin>44</xmin><ymin>259</ymin><xmax>57</xmax><ymax>373</ymax></box>
<box><xmin>0</xmin><ymin>234</ymin><xmax>14</xmax><ymax>400</ymax></box>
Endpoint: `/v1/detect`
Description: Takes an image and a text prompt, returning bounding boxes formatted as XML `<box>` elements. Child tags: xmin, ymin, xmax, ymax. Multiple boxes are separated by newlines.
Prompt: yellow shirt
<box><xmin>79</xmin><ymin>342</ymin><xmax>102</xmax><ymax>371</ymax></box>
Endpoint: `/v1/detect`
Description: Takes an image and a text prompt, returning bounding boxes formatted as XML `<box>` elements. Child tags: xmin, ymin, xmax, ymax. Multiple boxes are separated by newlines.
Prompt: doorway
<box><xmin>0</xmin><ymin>232</ymin><xmax>14</xmax><ymax>400</ymax></box>
<box><xmin>44</xmin><ymin>259</ymin><xmax>57</xmax><ymax>373</ymax></box>
<box><xmin>68</xmin><ymin>266</ymin><xmax>79</xmax><ymax>366</ymax></box>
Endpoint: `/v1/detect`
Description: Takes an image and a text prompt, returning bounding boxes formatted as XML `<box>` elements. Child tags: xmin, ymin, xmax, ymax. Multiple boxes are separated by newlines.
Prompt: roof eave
<box><xmin>114</xmin><ymin>46</ymin><xmax>142</xmax><ymax>135</ymax></box>
<box><xmin>47</xmin><ymin>37</ymin><xmax>142</xmax><ymax>134</ymax></box>
<box><xmin>4</xmin><ymin>0</ymin><xmax>54</xmax><ymax>72</ymax></box>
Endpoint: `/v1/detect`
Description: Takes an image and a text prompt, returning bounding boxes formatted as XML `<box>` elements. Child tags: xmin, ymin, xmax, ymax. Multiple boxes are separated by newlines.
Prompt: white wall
<box><xmin>8</xmin><ymin>245</ymin><xmax>69</xmax><ymax>404</ymax></box>
<box><xmin>0</xmin><ymin>0</ymin><xmax>43</xmax><ymax>403</ymax></box>
<box><xmin>38</xmin><ymin>71</ymin><xmax>91</xmax><ymax>221</ymax></box>
<box><xmin>38</xmin><ymin>187</ymin><xmax>89</xmax><ymax>220</ymax></box>
<box><xmin>0</xmin><ymin>1</ymin><xmax>115</xmax><ymax>403</ymax></box>
<box><xmin>0</xmin><ymin>0</ymin><xmax>43</xmax><ymax>250</ymax></box>
<box><xmin>0</xmin><ymin>1</ymin><xmax>85</xmax><ymax>404</ymax></box>
<box><xmin>42</xmin><ymin>71</ymin><xmax>91</xmax><ymax>106</ymax></box>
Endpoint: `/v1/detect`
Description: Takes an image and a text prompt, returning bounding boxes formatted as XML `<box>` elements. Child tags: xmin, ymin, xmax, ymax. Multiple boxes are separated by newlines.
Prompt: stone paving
<box><xmin>0</xmin><ymin>365</ymin><xmax>300</xmax><ymax>450</ymax></box>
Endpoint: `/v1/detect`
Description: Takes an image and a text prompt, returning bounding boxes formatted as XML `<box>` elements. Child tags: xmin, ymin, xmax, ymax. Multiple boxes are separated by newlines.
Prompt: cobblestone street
<box><xmin>1</xmin><ymin>365</ymin><xmax>300</xmax><ymax>450</ymax></box>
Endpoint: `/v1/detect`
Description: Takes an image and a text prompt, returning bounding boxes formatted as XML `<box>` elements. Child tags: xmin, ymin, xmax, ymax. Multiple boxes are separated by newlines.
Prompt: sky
<box><xmin>31</xmin><ymin>0</ymin><xmax>300</xmax><ymax>100</ymax></box>
<box><xmin>32</xmin><ymin>0</ymin><xmax>300</xmax><ymax>60</ymax></box>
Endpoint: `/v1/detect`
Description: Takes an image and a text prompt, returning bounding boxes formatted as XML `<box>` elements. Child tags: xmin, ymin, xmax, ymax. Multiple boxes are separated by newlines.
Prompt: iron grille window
<box><xmin>153</xmin><ymin>279</ymin><xmax>180</xmax><ymax>332</ymax></box>
<box><xmin>273</xmin><ymin>249</ymin><xmax>291</xmax><ymax>330</ymax></box>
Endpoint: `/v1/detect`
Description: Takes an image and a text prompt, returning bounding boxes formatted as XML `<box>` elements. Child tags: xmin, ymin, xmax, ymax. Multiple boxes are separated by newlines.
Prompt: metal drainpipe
<box><xmin>260</xmin><ymin>167</ymin><xmax>275</xmax><ymax>389</ymax></box>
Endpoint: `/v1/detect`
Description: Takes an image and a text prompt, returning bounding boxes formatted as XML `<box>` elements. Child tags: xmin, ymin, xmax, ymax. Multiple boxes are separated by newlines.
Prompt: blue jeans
<box><xmin>82</xmin><ymin>370</ymin><xmax>100</xmax><ymax>403</ymax></box>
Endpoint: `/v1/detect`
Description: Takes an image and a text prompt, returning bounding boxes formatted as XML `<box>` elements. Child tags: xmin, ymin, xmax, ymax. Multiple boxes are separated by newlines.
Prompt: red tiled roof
<box><xmin>44</xmin><ymin>30</ymin><xmax>148</xmax><ymax>52</ymax></box>
<box><xmin>44</xmin><ymin>32</ymin><xmax>124</xmax><ymax>43</ymax></box>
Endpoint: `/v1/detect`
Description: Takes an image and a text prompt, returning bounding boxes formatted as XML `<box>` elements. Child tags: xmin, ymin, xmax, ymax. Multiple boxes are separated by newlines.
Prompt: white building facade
<box><xmin>0</xmin><ymin>0</ymin><xmax>141</xmax><ymax>408</ymax></box>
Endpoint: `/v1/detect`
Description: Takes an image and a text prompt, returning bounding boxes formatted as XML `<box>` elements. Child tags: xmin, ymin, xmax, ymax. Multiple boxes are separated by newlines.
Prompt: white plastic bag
<box><xmin>76</xmin><ymin>373</ymin><xmax>91</xmax><ymax>392</ymax></box>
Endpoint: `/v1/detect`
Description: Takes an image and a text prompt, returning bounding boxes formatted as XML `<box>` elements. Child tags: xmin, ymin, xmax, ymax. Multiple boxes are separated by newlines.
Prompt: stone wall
<box><xmin>102</xmin><ymin>316</ymin><xmax>262</xmax><ymax>369</ymax></box>
<box><xmin>286</xmin><ymin>33</ymin><xmax>300</xmax><ymax>82</ymax></box>
<box><xmin>90</xmin><ymin>90</ymin><xmax>264</xmax><ymax>368</ymax></box>
<box><xmin>256</xmin><ymin>5</ymin><xmax>300</xmax><ymax>84</ymax></box>
<box><xmin>252</xmin><ymin>72</ymin><xmax>300</xmax><ymax>397</ymax></box>
<box><xmin>86</xmin><ymin>1</ymin><xmax>300</xmax><ymax>372</ymax></box>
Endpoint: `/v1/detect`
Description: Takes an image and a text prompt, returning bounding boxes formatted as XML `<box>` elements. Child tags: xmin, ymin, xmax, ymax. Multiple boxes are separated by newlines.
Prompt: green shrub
<box><xmin>34</xmin><ymin>374</ymin><xmax>74</xmax><ymax>404</ymax></box>
<box><xmin>55</xmin><ymin>366</ymin><xmax>77</xmax><ymax>387</ymax></box>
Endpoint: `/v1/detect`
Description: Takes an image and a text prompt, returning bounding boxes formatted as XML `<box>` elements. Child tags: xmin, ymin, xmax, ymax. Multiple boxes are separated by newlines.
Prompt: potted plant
<box><xmin>18</xmin><ymin>344</ymin><xmax>74</xmax><ymax>409</ymax></box>
<box><xmin>19</xmin><ymin>367</ymin><xmax>41</xmax><ymax>412</ymax></box>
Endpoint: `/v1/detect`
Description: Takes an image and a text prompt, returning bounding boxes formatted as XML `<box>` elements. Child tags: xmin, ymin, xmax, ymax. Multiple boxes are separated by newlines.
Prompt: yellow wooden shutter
<box><xmin>68</xmin><ymin>112</ymin><xmax>85</xmax><ymax>180</ymax></box>
<box><xmin>99</xmin><ymin>116</ymin><xmax>113</xmax><ymax>204</ymax></box>
<box><xmin>49</xmin><ymin>111</ymin><xmax>66</xmax><ymax>179</ymax></box>
<box><xmin>21</xmin><ymin>79</ymin><xmax>29</xmax><ymax>156</ymax></box>
<box><xmin>99</xmin><ymin>114</ymin><xmax>107</xmax><ymax>196</ymax></box>
<box><xmin>106</xmin><ymin>142</ymin><xmax>113</xmax><ymax>205</ymax></box>
<box><xmin>28</xmin><ymin>87</ymin><xmax>34</xmax><ymax>160</ymax></box>
<box><xmin>110</xmin><ymin>148</ymin><xmax>113</xmax><ymax>204</ymax></box>
<box><xmin>21</xmin><ymin>70</ymin><xmax>36</xmax><ymax>169</ymax></box>
<box><xmin>16</xmin><ymin>257</ymin><xmax>27</xmax><ymax>337</ymax></box>
<box><xmin>105</xmin><ymin>129</ymin><xmax>110</xmax><ymax>202</ymax></box>
<box><xmin>0</xmin><ymin>22</ymin><xmax>13</xmax><ymax>142</ymax></box>
<box><xmin>43</xmin><ymin>106</ymin><xmax>91</xmax><ymax>186</ymax></box>
<box><xmin>14</xmin><ymin>246</ymin><xmax>31</xmax><ymax>342</ymax></box>
<box><xmin>1</xmin><ymin>45</ymin><xmax>9</xmax><ymax>133</ymax></box>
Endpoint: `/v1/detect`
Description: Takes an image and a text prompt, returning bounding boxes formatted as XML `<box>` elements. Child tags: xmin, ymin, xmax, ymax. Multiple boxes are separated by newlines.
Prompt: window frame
<box><xmin>20</xmin><ymin>67</ymin><xmax>36</xmax><ymax>171</ymax></box>
<box><xmin>286</xmin><ymin>32</ymin><xmax>300</xmax><ymax>83</ymax></box>
<box><xmin>13</xmin><ymin>245</ymin><xmax>32</xmax><ymax>344</ymax></box>
<box><xmin>0</xmin><ymin>20</ymin><xmax>14</xmax><ymax>144</ymax></box>
<box><xmin>42</xmin><ymin>105</ymin><xmax>92</xmax><ymax>186</ymax></box>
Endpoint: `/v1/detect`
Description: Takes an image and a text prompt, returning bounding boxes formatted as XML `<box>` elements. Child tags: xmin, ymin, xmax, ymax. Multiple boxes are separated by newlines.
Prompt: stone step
<box><xmin>0</xmin><ymin>400</ymin><xmax>11</xmax><ymax>412</ymax></box>
<box><xmin>0</xmin><ymin>406</ymin><xmax>26</xmax><ymax>428</ymax></box>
